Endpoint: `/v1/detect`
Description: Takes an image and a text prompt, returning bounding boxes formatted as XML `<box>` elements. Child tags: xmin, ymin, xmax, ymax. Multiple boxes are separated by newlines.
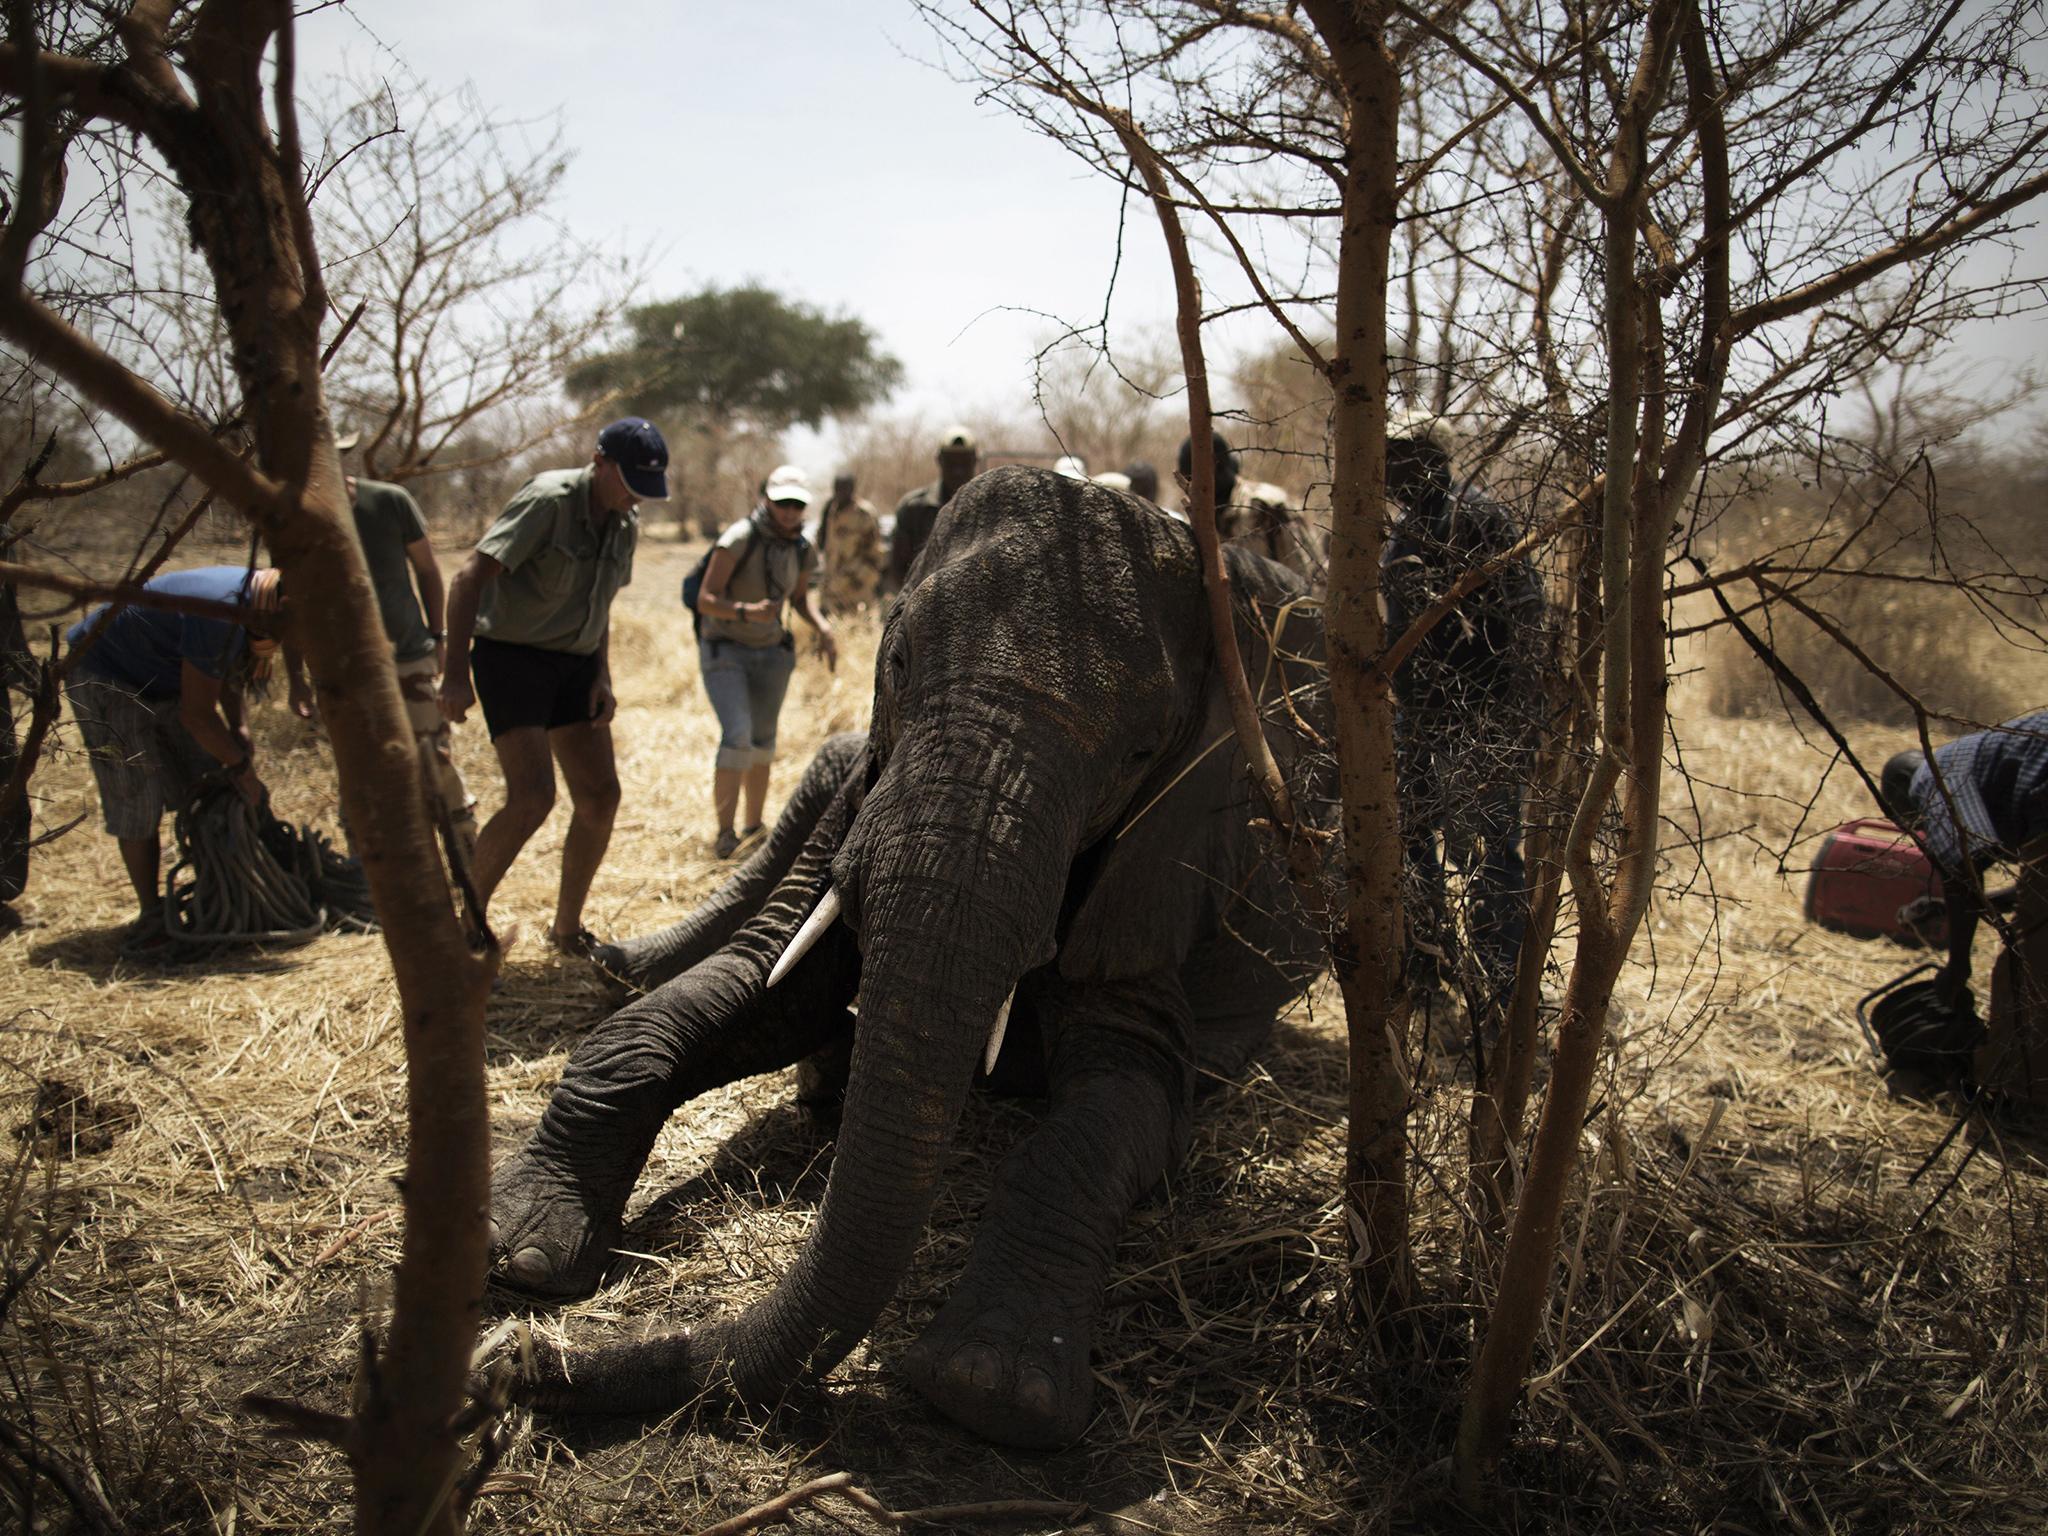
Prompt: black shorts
<box><xmin>470</xmin><ymin>636</ymin><xmax>602</xmax><ymax>739</ymax></box>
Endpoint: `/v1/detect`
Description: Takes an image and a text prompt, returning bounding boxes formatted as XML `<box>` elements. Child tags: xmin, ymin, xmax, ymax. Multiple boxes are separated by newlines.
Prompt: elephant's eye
<box><xmin>887</xmin><ymin>644</ymin><xmax>910</xmax><ymax>694</ymax></box>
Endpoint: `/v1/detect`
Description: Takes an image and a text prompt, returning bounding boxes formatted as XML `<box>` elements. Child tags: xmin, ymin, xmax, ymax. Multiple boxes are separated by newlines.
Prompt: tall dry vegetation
<box><xmin>1690</xmin><ymin>428</ymin><xmax>2048</xmax><ymax>728</ymax></box>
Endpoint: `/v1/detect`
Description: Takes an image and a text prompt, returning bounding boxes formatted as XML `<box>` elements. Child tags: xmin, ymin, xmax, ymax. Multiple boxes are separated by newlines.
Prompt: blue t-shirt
<box><xmin>67</xmin><ymin>566</ymin><xmax>256</xmax><ymax>699</ymax></box>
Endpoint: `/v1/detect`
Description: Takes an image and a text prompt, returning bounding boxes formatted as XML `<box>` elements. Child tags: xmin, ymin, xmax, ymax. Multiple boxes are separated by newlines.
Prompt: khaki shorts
<box><xmin>65</xmin><ymin>667</ymin><xmax>217</xmax><ymax>840</ymax></box>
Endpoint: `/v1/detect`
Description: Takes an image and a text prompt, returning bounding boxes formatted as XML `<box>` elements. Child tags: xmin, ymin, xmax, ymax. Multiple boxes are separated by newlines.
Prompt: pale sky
<box><xmin>302</xmin><ymin>0</ymin><xmax>1183</xmax><ymax>443</ymax></box>
<box><xmin>298</xmin><ymin>1</ymin><xmax>2047</xmax><ymax>451</ymax></box>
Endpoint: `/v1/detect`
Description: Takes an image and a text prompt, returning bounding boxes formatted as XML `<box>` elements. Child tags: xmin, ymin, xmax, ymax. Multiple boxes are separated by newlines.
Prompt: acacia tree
<box><xmin>568</xmin><ymin>283</ymin><xmax>903</xmax><ymax>529</ymax></box>
<box><xmin>0</xmin><ymin>5</ymin><xmax>492</xmax><ymax>1532</ymax></box>
<box><xmin>1392</xmin><ymin>0</ymin><xmax>2048</xmax><ymax>1494</ymax></box>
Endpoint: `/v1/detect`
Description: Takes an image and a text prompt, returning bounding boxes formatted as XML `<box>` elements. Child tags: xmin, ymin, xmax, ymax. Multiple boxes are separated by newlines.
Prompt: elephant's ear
<box><xmin>1057</xmin><ymin>550</ymin><xmax>1327</xmax><ymax>985</ymax></box>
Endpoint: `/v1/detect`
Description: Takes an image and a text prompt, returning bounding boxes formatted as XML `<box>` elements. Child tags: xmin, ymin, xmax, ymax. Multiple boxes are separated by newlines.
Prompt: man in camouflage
<box><xmin>889</xmin><ymin>424</ymin><xmax>980</xmax><ymax>592</ymax></box>
<box><xmin>817</xmin><ymin>473</ymin><xmax>885</xmax><ymax>616</ymax></box>
<box><xmin>1380</xmin><ymin>409</ymin><xmax>1547</xmax><ymax>1031</ymax></box>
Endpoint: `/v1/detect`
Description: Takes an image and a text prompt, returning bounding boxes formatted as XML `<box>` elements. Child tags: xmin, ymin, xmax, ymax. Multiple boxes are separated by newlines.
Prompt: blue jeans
<box><xmin>699</xmin><ymin>637</ymin><xmax>796</xmax><ymax>771</ymax></box>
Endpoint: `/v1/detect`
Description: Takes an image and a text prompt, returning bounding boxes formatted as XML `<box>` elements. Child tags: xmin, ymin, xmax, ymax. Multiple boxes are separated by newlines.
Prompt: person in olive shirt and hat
<box><xmin>439</xmin><ymin>417</ymin><xmax>666</xmax><ymax>954</ymax></box>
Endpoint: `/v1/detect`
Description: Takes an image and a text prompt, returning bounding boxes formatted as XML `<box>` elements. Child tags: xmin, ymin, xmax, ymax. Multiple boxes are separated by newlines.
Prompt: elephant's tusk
<box><xmin>768</xmin><ymin>886</ymin><xmax>841</xmax><ymax>988</ymax></box>
<box><xmin>983</xmin><ymin>987</ymin><xmax>1016</xmax><ymax>1076</ymax></box>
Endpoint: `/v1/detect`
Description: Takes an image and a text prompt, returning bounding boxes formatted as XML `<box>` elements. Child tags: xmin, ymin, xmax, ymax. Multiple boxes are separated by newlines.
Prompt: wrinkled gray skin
<box><xmin>490</xmin><ymin>466</ymin><xmax>1330</xmax><ymax>1449</ymax></box>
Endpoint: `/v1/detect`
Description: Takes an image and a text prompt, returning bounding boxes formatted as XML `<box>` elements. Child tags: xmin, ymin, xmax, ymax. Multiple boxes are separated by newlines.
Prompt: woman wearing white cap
<box><xmin>696</xmin><ymin>465</ymin><xmax>838</xmax><ymax>858</ymax></box>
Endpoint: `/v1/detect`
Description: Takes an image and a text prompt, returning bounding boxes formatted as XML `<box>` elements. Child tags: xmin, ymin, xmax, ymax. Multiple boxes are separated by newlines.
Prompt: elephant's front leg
<box><xmin>903</xmin><ymin>971</ymin><xmax>1194</xmax><ymax>1448</ymax></box>
<box><xmin>597</xmin><ymin>732</ymin><xmax>867</xmax><ymax>992</ymax></box>
<box><xmin>492</xmin><ymin>929</ymin><xmax>858</xmax><ymax>1299</ymax></box>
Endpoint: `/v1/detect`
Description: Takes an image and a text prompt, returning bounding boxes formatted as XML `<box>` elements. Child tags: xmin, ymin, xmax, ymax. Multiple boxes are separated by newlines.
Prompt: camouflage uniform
<box><xmin>819</xmin><ymin>494</ymin><xmax>885</xmax><ymax>615</ymax></box>
<box><xmin>1220</xmin><ymin>480</ymin><xmax>1323</xmax><ymax>589</ymax></box>
<box><xmin>1382</xmin><ymin>482</ymin><xmax>1546</xmax><ymax>1015</ymax></box>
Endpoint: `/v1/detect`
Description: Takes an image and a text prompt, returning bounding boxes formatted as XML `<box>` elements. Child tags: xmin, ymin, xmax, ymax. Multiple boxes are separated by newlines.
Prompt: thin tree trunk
<box><xmin>1302</xmin><ymin>0</ymin><xmax>1413</xmax><ymax>1324</ymax></box>
<box><xmin>1467</xmin><ymin>489</ymin><xmax>1597</xmax><ymax>1229</ymax></box>
<box><xmin>1454</xmin><ymin>0</ymin><xmax>1689</xmax><ymax>1496</ymax></box>
<box><xmin>0</xmin><ymin>7</ymin><xmax>493</xmax><ymax>1529</ymax></box>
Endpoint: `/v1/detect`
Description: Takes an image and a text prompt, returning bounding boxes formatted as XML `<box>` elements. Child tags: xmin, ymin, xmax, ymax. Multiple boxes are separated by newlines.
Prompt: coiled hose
<box><xmin>162</xmin><ymin>786</ymin><xmax>379</xmax><ymax>946</ymax></box>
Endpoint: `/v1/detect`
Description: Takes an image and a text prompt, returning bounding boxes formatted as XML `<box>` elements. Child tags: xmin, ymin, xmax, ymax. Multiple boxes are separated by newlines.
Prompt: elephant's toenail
<box><xmin>508</xmin><ymin>1245</ymin><xmax>554</xmax><ymax>1285</ymax></box>
<box><xmin>953</xmin><ymin>1344</ymin><xmax>1002</xmax><ymax>1393</ymax></box>
<box><xmin>1017</xmin><ymin>1366</ymin><xmax>1058</xmax><ymax>1420</ymax></box>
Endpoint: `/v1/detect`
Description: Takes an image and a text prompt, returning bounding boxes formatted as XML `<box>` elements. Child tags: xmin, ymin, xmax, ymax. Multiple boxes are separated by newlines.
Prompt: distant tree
<box><xmin>568</xmin><ymin>285</ymin><xmax>902</xmax><ymax>528</ymax></box>
<box><xmin>1030</xmin><ymin>332</ymin><xmax>1178</xmax><ymax>478</ymax></box>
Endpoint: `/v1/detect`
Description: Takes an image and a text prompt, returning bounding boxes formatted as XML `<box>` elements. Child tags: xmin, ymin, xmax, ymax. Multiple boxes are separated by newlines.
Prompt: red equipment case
<box><xmin>1804</xmin><ymin>817</ymin><xmax>1946</xmax><ymax>947</ymax></box>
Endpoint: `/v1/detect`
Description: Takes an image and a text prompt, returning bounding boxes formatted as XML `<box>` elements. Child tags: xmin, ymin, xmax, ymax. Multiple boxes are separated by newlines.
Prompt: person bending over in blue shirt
<box><xmin>1881</xmin><ymin>710</ymin><xmax>2048</xmax><ymax>1009</ymax></box>
<box><xmin>64</xmin><ymin>566</ymin><xmax>284</xmax><ymax>954</ymax></box>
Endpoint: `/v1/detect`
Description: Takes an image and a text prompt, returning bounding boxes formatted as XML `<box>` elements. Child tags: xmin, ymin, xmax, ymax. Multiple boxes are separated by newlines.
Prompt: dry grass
<box><xmin>0</xmin><ymin>534</ymin><xmax>2043</xmax><ymax>1533</ymax></box>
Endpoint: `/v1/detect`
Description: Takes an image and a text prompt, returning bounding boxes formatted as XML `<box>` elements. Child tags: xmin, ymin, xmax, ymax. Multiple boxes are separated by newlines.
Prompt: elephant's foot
<box><xmin>488</xmin><ymin>1145</ymin><xmax>627</xmax><ymax>1300</ymax></box>
<box><xmin>902</xmin><ymin>1273</ymin><xmax>1096</xmax><ymax>1449</ymax></box>
<box><xmin>794</xmin><ymin>1031</ymin><xmax>855</xmax><ymax>1106</ymax></box>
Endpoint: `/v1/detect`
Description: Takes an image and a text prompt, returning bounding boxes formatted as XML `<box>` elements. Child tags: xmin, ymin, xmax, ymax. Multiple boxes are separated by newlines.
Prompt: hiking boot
<box><xmin>714</xmin><ymin>828</ymin><xmax>741</xmax><ymax>859</ymax></box>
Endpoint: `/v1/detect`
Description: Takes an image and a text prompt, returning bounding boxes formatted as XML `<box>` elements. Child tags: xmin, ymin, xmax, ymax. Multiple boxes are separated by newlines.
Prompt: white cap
<box><xmin>1092</xmin><ymin>470</ymin><xmax>1132</xmax><ymax>492</ymax></box>
<box><xmin>763</xmin><ymin>464</ymin><xmax>814</xmax><ymax>508</ymax></box>
<box><xmin>1386</xmin><ymin>405</ymin><xmax>1452</xmax><ymax>453</ymax></box>
<box><xmin>1053</xmin><ymin>454</ymin><xmax>1088</xmax><ymax>480</ymax></box>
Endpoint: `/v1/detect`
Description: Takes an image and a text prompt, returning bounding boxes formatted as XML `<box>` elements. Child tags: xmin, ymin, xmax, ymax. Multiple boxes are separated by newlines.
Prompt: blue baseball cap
<box><xmin>596</xmin><ymin>417</ymin><xmax>670</xmax><ymax>501</ymax></box>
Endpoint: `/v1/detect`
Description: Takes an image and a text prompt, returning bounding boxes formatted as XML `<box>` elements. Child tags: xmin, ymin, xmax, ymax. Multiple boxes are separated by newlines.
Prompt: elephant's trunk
<box><xmin>714</xmin><ymin>773</ymin><xmax>1070</xmax><ymax>1395</ymax></box>
<box><xmin>512</xmin><ymin>730</ymin><xmax>1078</xmax><ymax>1414</ymax></box>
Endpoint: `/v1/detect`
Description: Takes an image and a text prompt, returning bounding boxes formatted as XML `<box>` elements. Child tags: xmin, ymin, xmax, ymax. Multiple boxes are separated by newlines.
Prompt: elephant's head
<box><xmin>514</xmin><ymin>466</ymin><xmax>1322</xmax><ymax>1415</ymax></box>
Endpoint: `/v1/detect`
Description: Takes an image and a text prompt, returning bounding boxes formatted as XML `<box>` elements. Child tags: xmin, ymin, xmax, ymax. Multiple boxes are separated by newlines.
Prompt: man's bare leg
<box><xmin>471</xmin><ymin>726</ymin><xmax>557</xmax><ymax>912</ymax></box>
<box><xmin>117</xmin><ymin>835</ymin><xmax>160</xmax><ymax>922</ymax></box>
<box><xmin>549</xmin><ymin>720</ymin><xmax>619</xmax><ymax>943</ymax></box>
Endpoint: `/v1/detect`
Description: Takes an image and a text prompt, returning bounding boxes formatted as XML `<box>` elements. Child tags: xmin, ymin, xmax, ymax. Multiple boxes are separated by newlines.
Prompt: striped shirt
<box><xmin>1910</xmin><ymin>709</ymin><xmax>2048</xmax><ymax>875</ymax></box>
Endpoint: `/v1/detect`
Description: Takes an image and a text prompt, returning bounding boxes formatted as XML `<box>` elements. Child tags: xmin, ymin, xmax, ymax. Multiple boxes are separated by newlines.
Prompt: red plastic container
<box><xmin>1804</xmin><ymin>818</ymin><xmax>1946</xmax><ymax>947</ymax></box>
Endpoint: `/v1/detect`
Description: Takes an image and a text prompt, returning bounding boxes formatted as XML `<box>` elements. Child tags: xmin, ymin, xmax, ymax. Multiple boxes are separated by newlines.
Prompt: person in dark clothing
<box><xmin>1125</xmin><ymin>459</ymin><xmax>1160</xmax><ymax>505</ymax></box>
<box><xmin>1880</xmin><ymin>711</ymin><xmax>2048</xmax><ymax>1006</ymax></box>
<box><xmin>888</xmin><ymin>425</ymin><xmax>979</xmax><ymax>592</ymax></box>
<box><xmin>1175</xmin><ymin>430</ymin><xmax>1321</xmax><ymax>585</ymax></box>
<box><xmin>1380</xmin><ymin>410</ymin><xmax>1547</xmax><ymax>1021</ymax></box>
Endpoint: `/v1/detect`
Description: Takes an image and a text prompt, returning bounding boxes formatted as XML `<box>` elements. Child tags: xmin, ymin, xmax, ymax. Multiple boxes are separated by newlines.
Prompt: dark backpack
<box><xmin>681</xmin><ymin>526</ymin><xmax>810</xmax><ymax>638</ymax></box>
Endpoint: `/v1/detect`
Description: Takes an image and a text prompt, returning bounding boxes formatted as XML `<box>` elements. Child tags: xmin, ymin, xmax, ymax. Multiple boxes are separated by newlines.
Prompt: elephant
<box><xmin>487</xmin><ymin>465</ymin><xmax>1332</xmax><ymax>1449</ymax></box>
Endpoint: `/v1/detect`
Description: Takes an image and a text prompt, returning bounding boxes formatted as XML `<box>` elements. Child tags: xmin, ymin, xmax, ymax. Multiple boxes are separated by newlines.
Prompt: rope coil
<box><xmin>162</xmin><ymin>785</ymin><xmax>378</xmax><ymax>946</ymax></box>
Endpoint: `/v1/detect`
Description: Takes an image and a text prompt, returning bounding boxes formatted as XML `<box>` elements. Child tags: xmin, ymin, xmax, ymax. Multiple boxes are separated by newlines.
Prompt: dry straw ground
<box><xmin>2</xmin><ymin>533</ymin><xmax>2044</xmax><ymax>1534</ymax></box>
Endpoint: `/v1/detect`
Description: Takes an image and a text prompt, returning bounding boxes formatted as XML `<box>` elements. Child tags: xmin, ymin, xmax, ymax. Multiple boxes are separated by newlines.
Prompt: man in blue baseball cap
<box><xmin>439</xmin><ymin>417</ymin><xmax>667</xmax><ymax>955</ymax></box>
